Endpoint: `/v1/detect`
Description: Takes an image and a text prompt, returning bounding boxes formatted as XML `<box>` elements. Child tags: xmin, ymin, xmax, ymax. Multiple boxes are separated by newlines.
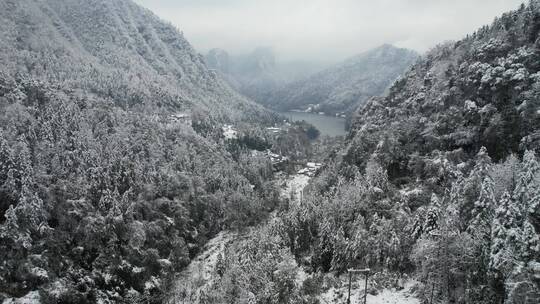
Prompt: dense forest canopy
<box><xmin>1</xmin><ymin>0</ymin><xmax>540</xmax><ymax>304</ymax></box>
<box><xmin>189</xmin><ymin>1</ymin><xmax>540</xmax><ymax>303</ymax></box>
<box><xmin>0</xmin><ymin>0</ymin><xmax>288</xmax><ymax>303</ymax></box>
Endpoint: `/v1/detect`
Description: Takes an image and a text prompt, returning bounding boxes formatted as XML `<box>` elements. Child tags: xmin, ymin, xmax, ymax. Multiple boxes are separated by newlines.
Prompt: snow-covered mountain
<box><xmin>0</xmin><ymin>0</ymin><xmax>272</xmax><ymax>122</ymax></box>
<box><xmin>179</xmin><ymin>2</ymin><xmax>540</xmax><ymax>304</ymax></box>
<box><xmin>268</xmin><ymin>44</ymin><xmax>419</xmax><ymax>115</ymax></box>
<box><xmin>0</xmin><ymin>1</ymin><xmax>282</xmax><ymax>303</ymax></box>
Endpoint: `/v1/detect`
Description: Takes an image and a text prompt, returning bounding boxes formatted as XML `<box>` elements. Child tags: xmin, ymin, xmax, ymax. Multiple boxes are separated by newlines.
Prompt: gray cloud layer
<box><xmin>134</xmin><ymin>0</ymin><xmax>525</xmax><ymax>62</ymax></box>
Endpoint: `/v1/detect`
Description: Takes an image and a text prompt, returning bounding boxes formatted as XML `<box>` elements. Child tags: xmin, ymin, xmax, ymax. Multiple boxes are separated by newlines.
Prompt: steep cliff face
<box><xmin>0</xmin><ymin>0</ymin><xmax>271</xmax><ymax>122</ymax></box>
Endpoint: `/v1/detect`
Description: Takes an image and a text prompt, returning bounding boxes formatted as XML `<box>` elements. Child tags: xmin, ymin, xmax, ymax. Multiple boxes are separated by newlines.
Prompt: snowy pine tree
<box><xmin>513</xmin><ymin>150</ymin><xmax>539</xmax><ymax>214</ymax></box>
<box><xmin>521</xmin><ymin>220</ymin><xmax>539</xmax><ymax>259</ymax></box>
<box><xmin>490</xmin><ymin>191</ymin><xmax>522</xmax><ymax>275</ymax></box>
<box><xmin>471</xmin><ymin>176</ymin><xmax>497</xmax><ymax>232</ymax></box>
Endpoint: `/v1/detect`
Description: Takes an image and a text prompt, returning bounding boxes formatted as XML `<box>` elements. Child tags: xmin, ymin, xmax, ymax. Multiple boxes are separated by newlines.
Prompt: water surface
<box><xmin>280</xmin><ymin>111</ymin><xmax>347</xmax><ymax>137</ymax></box>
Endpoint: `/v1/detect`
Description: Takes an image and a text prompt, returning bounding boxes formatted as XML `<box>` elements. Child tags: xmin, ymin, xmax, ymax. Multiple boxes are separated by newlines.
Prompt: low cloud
<box><xmin>134</xmin><ymin>0</ymin><xmax>526</xmax><ymax>62</ymax></box>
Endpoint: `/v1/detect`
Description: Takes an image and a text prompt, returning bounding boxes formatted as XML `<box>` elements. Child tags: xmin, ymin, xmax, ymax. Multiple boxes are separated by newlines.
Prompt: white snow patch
<box><xmin>158</xmin><ymin>259</ymin><xmax>172</xmax><ymax>268</ymax></box>
<box><xmin>2</xmin><ymin>291</ymin><xmax>41</xmax><ymax>304</ymax></box>
<box><xmin>103</xmin><ymin>273</ymin><xmax>113</xmax><ymax>285</ymax></box>
<box><xmin>145</xmin><ymin>276</ymin><xmax>159</xmax><ymax>291</ymax></box>
<box><xmin>399</xmin><ymin>187</ymin><xmax>423</xmax><ymax>196</ymax></box>
<box><xmin>464</xmin><ymin>100</ymin><xmax>477</xmax><ymax>110</ymax></box>
<box><xmin>295</xmin><ymin>267</ymin><xmax>308</xmax><ymax>286</ymax></box>
<box><xmin>30</xmin><ymin>267</ymin><xmax>48</xmax><ymax>280</ymax></box>
<box><xmin>298</xmin><ymin>163</ymin><xmax>322</xmax><ymax>177</ymax></box>
<box><xmin>46</xmin><ymin>280</ymin><xmax>68</xmax><ymax>298</ymax></box>
<box><xmin>282</xmin><ymin>174</ymin><xmax>311</xmax><ymax>202</ymax></box>
<box><xmin>169</xmin><ymin>231</ymin><xmax>236</xmax><ymax>303</ymax></box>
<box><xmin>319</xmin><ymin>279</ymin><xmax>420</xmax><ymax>304</ymax></box>
<box><xmin>222</xmin><ymin>125</ymin><xmax>238</xmax><ymax>140</ymax></box>
<box><xmin>266</xmin><ymin>150</ymin><xmax>288</xmax><ymax>165</ymax></box>
<box><xmin>266</xmin><ymin>127</ymin><xmax>282</xmax><ymax>134</ymax></box>
<box><xmin>306</xmin><ymin>162</ymin><xmax>322</xmax><ymax>169</ymax></box>
<box><xmin>164</xmin><ymin>216</ymin><xmax>175</xmax><ymax>225</ymax></box>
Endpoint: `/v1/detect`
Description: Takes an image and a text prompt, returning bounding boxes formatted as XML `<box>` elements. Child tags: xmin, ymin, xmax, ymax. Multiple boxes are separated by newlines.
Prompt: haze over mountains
<box><xmin>195</xmin><ymin>2</ymin><xmax>540</xmax><ymax>303</ymax></box>
<box><xmin>268</xmin><ymin>44</ymin><xmax>419</xmax><ymax>115</ymax></box>
<box><xmin>206</xmin><ymin>44</ymin><xmax>418</xmax><ymax>116</ymax></box>
<box><xmin>205</xmin><ymin>47</ymin><xmax>328</xmax><ymax>107</ymax></box>
<box><xmin>1</xmin><ymin>0</ymin><xmax>540</xmax><ymax>304</ymax></box>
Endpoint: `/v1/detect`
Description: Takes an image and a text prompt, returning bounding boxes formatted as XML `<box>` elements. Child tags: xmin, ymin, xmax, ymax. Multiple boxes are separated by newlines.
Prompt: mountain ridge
<box><xmin>0</xmin><ymin>0</ymin><xmax>272</xmax><ymax>123</ymax></box>
<box><xmin>267</xmin><ymin>44</ymin><xmax>419</xmax><ymax>115</ymax></box>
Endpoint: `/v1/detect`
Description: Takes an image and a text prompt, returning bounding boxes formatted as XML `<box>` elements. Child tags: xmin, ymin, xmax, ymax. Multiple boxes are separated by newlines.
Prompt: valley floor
<box><xmin>167</xmin><ymin>166</ymin><xmax>421</xmax><ymax>304</ymax></box>
<box><xmin>167</xmin><ymin>169</ymin><xmax>313</xmax><ymax>303</ymax></box>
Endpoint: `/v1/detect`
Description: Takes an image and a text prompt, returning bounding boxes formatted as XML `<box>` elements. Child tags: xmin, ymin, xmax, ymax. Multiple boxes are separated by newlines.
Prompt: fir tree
<box><xmin>490</xmin><ymin>191</ymin><xmax>522</xmax><ymax>275</ymax></box>
<box><xmin>513</xmin><ymin>150</ymin><xmax>539</xmax><ymax>214</ymax></box>
<box><xmin>471</xmin><ymin>176</ymin><xmax>497</xmax><ymax>232</ymax></box>
<box><xmin>521</xmin><ymin>220</ymin><xmax>539</xmax><ymax>259</ymax></box>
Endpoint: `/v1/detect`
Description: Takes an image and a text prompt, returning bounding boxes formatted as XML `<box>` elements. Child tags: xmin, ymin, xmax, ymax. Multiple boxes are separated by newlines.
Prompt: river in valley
<box><xmin>280</xmin><ymin>111</ymin><xmax>347</xmax><ymax>137</ymax></box>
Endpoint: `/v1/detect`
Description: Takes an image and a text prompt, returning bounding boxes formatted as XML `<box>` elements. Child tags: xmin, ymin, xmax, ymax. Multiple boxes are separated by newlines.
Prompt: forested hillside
<box><xmin>2</xmin><ymin>0</ymin><xmax>540</xmax><ymax>303</ymax></box>
<box><xmin>193</xmin><ymin>2</ymin><xmax>540</xmax><ymax>303</ymax></box>
<box><xmin>0</xmin><ymin>0</ymin><xmax>286</xmax><ymax>303</ymax></box>
<box><xmin>268</xmin><ymin>45</ymin><xmax>418</xmax><ymax>115</ymax></box>
<box><xmin>0</xmin><ymin>74</ymin><xmax>281</xmax><ymax>303</ymax></box>
<box><xmin>0</xmin><ymin>0</ymin><xmax>272</xmax><ymax>123</ymax></box>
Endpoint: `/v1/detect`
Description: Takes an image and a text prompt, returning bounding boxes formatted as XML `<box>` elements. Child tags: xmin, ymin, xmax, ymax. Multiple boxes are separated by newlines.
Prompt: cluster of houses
<box><xmin>297</xmin><ymin>162</ymin><xmax>323</xmax><ymax>177</ymax></box>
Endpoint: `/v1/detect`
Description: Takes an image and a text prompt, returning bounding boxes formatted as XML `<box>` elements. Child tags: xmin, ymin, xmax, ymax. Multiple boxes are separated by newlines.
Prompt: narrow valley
<box><xmin>1</xmin><ymin>1</ymin><xmax>539</xmax><ymax>304</ymax></box>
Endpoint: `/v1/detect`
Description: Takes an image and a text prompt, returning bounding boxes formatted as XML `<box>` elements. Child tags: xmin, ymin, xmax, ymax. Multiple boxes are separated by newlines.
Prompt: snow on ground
<box><xmin>279</xmin><ymin>161</ymin><xmax>323</xmax><ymax>202</ymax></box>
<box><xmin>319</xmin><ymin>279</ymin><xmax>420</xmax><ymax>304</ymax></box>
<box><xmin>281</xmin><ymin>174</ymin><xmax>311</xmax><ymax>202</ymax></box>
<box><xmin>266</xmin><ymin>127</ymin><xmax>282</xmax><ymax>134</ymax></box>
<box><xmin>398</xmin><ymin>187</ymin><xmax>423</xmax><ymax>197</ymax></box>
<box><xmin>298</xmin><ymin>162</ymin><xmax>322</xmax><ymax>177</ymax></box>
<box><xmin>168</xmin><ymin>164</ymin><xmax>317</xmax><ymax>303</ymax></box>
<box><xmin>2</xmin><ymin>291</ymin><xmax>41</xmax><ymax>304</ymax></box>
<box><xmin>168</xmin><ymin>231</ymin><xmax>236</xmax><ymax>303</ymax></box>
<box><xmin>222</xmin><ymin>125</ymin><xmax>238</xmax><ymax>140</ymax></box>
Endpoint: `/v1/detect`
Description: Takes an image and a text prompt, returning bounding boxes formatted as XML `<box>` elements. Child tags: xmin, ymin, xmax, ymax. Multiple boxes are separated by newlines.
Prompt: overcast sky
<box><xmin>134</xmin><ymin>0</ymin><xmax>526</xmax><ymax>62</ymax></box>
